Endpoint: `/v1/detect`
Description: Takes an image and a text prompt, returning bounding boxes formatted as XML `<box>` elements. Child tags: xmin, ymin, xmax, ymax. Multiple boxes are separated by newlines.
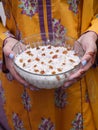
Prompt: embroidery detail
<box><xmin>55</xmin><ymin>87</ymin><xmax>67</xmax><ymax>108</ymax></box>
<box><xmin>71</xmin><ymin>113</ymin><xmax>83</xmax><ymax>130</ymax></box>
<box><xmin>12</xmin><ymin>113</ymin><xmax>25</xmax><ymax>130</ymax></box>
<box><xmin>39</xmin><ymin>117</ymin><xmax>55</xmax><ymax>130</ymax></box>
<box><xmin>0</xmin><ymin>80</ymin><xmax>6</xmax><ymax>104</ymax></box>
<box><xmin>21</xmin><ymin>89</ymin><xmax>32</xmax><ymax>111</ymax></box>
<box><xmin>52</xmin><ymin>19</ymin><xmax>66</xmax><ymax>46</ymax></box>
<box><xmin>19</xmin><ymin>0</ymin><xmax>38</xmax><ymax>17</ymax></box>
<box><xmin>67</xmin><ymin>0</ymin><xmax>80</xmax><ymax>14</ymax></box>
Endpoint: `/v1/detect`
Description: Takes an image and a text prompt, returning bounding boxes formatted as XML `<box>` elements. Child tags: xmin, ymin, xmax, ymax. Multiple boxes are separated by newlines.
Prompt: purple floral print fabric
<box><xmin>18</xmin><ymin>0</ymin><xmax>38</xmax><ymax>17</ymax></box>
<box><xmin>67</xmin><ymin>0</ymin><xmax>80</xmax><ymax>14</ymax></box>
<box><xmin>39</xmin><ymin>117</ymin><xmax>55</xmax><ymax>130</ymax></box>
<box><xmin>12</xmin><ymin>113</ymin><xmax>25</xmax><ymax>130</ymax></box>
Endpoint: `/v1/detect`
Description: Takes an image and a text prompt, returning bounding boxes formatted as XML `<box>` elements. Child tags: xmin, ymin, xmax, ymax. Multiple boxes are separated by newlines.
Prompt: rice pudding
<box><xmin>14</xmin><ymin>45</ymin><xmax>80</xmax><ymax>75</ymax></box>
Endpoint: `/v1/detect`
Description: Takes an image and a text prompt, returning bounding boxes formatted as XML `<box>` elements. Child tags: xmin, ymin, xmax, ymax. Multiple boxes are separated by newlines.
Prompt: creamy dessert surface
<box><xmin>14</xmin><ymin>45</ymin><xmax>80</xmax><ymax>75</ymax></box>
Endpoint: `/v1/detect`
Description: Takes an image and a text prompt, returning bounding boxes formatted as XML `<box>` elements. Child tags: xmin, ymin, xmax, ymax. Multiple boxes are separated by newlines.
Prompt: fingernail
<box><xmin>81</xmin><ymin>60</ymin><xmax>87</xmax><ymax>66</ymax></box>
<box><xmin>8</xmin><ymin>53</ymin><xmax>14</xmax><ymax>59</ymax></box>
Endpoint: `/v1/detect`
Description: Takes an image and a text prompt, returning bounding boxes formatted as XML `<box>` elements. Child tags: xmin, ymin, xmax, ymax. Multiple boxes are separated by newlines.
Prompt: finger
<box><xmin>9</xmin><ymin>65</ymin><xmax>29</xmax><ymax>86</ymax></box>
<box><xmin>69</xmin><ymin>52</ymin><xmax>94</xmax><ymax>80</ymax></box>
<box><xmin>64</xmin><ymin>79</ymin><xmax>77</xmax><ymax>88</ymax></box>
<box><xmin>69</xmin><ymin>69</ymin><xmax>84</xmax><ymax>80</ymax></box>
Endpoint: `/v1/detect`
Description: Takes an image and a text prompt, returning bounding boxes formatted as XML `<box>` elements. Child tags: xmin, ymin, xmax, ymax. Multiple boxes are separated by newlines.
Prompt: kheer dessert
<box><xmin>14</xmin><ymin>45</ymin><xmax>80</xmax><ymax>75</ymax></box>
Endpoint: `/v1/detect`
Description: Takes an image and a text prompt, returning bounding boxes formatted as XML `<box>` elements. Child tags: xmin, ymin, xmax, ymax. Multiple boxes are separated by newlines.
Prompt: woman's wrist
<box><xmin>2</xmin><ymin>36</ymin><xmax>16</xmax><ymax>73</ymax></box>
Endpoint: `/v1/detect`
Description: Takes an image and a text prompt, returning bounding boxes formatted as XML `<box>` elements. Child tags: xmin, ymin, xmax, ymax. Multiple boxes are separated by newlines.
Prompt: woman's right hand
<box><xmin>3</xmin><ymin>37</ymin><xmax>29</xmax><ymax>86</ymax></box>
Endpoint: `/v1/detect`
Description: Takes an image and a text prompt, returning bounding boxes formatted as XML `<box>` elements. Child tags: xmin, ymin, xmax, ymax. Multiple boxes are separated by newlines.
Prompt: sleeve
<box><xmin>87</xmin><ymin>15</ymin><xmax>98</xmax><ymax>35</ymax></box>
<box><xmin>0</xmin><ymin>21</ymin><xmax>9</xmax><ymax>40</ymax></box>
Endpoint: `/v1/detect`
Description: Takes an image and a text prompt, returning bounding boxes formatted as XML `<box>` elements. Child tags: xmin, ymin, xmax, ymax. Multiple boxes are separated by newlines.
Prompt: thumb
<box><xmin>81</xmin><ymin>54</ymin><xmax>90</xmax><ymax>67</ymax></box>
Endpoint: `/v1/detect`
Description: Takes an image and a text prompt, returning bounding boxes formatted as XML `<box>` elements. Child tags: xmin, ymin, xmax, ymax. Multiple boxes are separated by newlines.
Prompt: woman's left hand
<box><xmin>64</xmin><ymin>31</ymin><xmax>98</xmax><ymax>88</ymax></box>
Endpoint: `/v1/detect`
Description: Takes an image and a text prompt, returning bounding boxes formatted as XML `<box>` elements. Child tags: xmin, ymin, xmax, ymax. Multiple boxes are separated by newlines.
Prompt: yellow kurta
<box><xmin>0</xmin><ymin>0</ymin><xmax>98</xmax><ymax>130</ymax></box>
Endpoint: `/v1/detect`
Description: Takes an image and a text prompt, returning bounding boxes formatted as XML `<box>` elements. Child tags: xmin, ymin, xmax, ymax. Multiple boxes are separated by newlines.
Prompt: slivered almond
<box><xmin>69</xmin><ymin>59</ymin><xmax>75</xmax><ymax>63</ymax></box>
<box><xmin>49</xmin><ymin>65</ymin><xmax>53</xmax><ymax>69</ymax></box>
<box><xmin>19</xmin><ymin>58</ymin><xmax>23</xmax><ymax>63</ymax></box>
<box><xmin>27</xmin><ymin>59</ymin><xmax>31</xmax><ymax>62</ymax></box>
<box><xmin>52</xmin><ymin>55</ymin><xmax>58</xmax><ymax>59</ymax></box>
<box><xmin>35</xmin><ymin>57</ymin><xmax>40</xmax><ymax>61</ymax></box>
<box><xmin>34</xmin><ymin>69</ymin><xmax>39</xmax><ymax>72</ymax></box>
<box><xmin>40</xmin><ymin>70</ymin><xmax>45</xmax><ymax>74</ymax></box>
<box><xmin>57</xmin><ymin>68</ymin><xmax>62</xmax><ymax>72</ymax></box>
<box><xmin>52</xmin><ymin>71</ymin><xmax>56</xmax><ymax>75</ymax></box>
<box><xmin>63</xmin><ymin>50</ymin><xmax>67</xmax><ymax>54</ymax></box>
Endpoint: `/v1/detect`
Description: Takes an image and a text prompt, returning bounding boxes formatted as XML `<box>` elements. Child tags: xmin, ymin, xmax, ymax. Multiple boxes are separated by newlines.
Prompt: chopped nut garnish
<box><xmin>19</xmin><ymin>58</ymin><xmax>23</xmax><ymax>63</ymax></box>
<box><xmin>52</xmin><ymin>55</ymin><xmax>58</xmax><ymax>59</ymax></box>
<box><xmin>49</xmin><ymin>65</ymin><xmax>53</xmax><ymax>69</ymax></box>
<box><xmin>27</xmin><ymin>59</ymin><xmax>31</xmax><ymax>62</ymax></box>
<box><xmin>34</xmin><ymin>65</ymin><xmax>37</xmax><ymax>67</ymax></box>
<box><xmin>48</xmin><ymin>60</ymin><xmax>52</xmax><ymax>63</ymax></box>
<box><xmin>62</xmin><ymin>63</ymin><xmax>66</xmax><ymax>65</ymax></box>
<box><xmin>42</xmin><ymin>53</ymin><xmax>45</xmax><ymax>56</ymax></box>
<box><xmin>48</xmin><ymin>45</ymin><xmax>51</xmax><ymax>49</ymax></box>
<box><xmin>57</xmin><ymin>68</ymin><xmax>62</xmax><ymax>72</ymax></box>
<box><xmin>29</xmin><ymin>53</ymin><xmax>33</xmax><ymax>56</ymax></box>
<box><xmin>40</xmin><ymin>70</ymin><xmax>45</xmax><ymax>74</ymax></box>
<box><xmin>52</xmin><ymin>71</ymin><xmax>56</xmax><ymax>75</ymax></box>
<box><xmin>74</xmin><ymin>53</ymin><xmax>78</xmax><ymax>56</ymax></box>
<box><xmin>35</xmin><ymin>57</ymin><xmax>40</xmax><ymax>61</ymax></box>
<box><xmin>50</xmin><ymin>51</ymin><xmax>53</xmax><ymax>54</ymax></box>
<box><xmin>69</xmin><ymin>59</ymin><xmax>75</xmax><ymax>63</ymax></box>
<box><xmin>63</xmin><ymin>50</ymin><xmax>67</xmax><ymax>54</ymax></box>
<box><xmin>26</xmin><ymin>51</ymin><xmax>31</xmax><ymax>54</ymax></box>
<box><xmin>41</xmin><ymin>62</ymin><xmax>44</xmax><ymax>64</ymax></box>
<box><xmin>34</xmin><ymin>69</ymin><xmax>39</xmax><ymax>72</ymax></box>
<box><xmin>56</xmin><ymin>50</ymin><xmax>59</xmax><ymax>52</ymax></box>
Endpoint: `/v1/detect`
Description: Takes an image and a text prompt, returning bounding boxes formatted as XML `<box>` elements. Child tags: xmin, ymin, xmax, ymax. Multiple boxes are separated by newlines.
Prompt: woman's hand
<box><xmin>3</xmin><ymin>37</ymin><xmax>30</xmax><ymax>86</ymax></box>
<box><xmin>64</xmin><ymin>31</ymin><xmax>98</xmax><ymax>88</ymax></box>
